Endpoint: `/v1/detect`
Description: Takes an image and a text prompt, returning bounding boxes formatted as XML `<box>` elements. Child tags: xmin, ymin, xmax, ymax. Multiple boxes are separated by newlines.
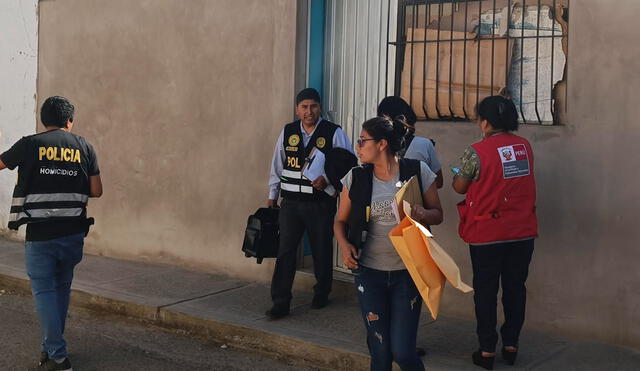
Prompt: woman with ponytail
<box><xmin>334</xmin><ymin>117</ymin><xmax>443</xmax><ymax>371</ymax></box>
<box><xmin>452</xmin><ymin>96</ymin><xmax>538</xmax><ymax>370</ymax></box>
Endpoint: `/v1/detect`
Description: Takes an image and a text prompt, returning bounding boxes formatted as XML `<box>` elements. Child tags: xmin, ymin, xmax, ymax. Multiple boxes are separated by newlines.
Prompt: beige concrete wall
<box><xmin>37</xmin><ymin>0</ymin><xmax>297</xmax><ymax>282</ymax></box>
<box><xmin>0</xmin><ymin>1</ymin><xmax>38</xmax><ymax>241</ymax></box>
<box><xmin>37</xmin><ymin>0</ymin><xmax>640</xmax><ymax>348</ymax></box>
<box><xmin>420</xmin><ymin>0</ymin><xmax>640</xmax><ymax>348</ymax></box>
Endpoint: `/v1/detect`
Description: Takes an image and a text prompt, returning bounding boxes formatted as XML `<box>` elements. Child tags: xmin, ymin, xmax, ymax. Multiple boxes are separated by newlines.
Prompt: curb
<box><xmin>0</xmin><ymin>273</ymin><xmax>369</xmax><ymax>370</ymax></box>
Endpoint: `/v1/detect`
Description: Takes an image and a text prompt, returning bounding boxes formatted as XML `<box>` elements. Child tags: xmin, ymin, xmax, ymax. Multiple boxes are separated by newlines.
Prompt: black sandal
<box><xmin>502</xmin><ymin>346</ymin><xmax>518</xmax><ymax>365</ymax></box>
<box><xmin>472</xmin><ymin>350</ymin><xmax>495</xmax><ymax>370</ymax></box>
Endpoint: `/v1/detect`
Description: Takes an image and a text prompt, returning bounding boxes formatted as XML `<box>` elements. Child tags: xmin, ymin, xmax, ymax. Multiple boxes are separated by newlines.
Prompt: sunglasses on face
<box><xmin>357</xmin><ymin>138</ymin><xmax>376</xmax><ymax>147</ymax></box>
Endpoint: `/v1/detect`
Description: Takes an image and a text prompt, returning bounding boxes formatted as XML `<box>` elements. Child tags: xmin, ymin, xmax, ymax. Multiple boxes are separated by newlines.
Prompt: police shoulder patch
<box><xmin>288</xmin><ymin>134</ymin><xmax>300</xmax><ymax>146</ymax></box>
<box><xmin>316</xmin><ymin>137</ymin><xmax>326</xmax><ymax>149</ymax></box>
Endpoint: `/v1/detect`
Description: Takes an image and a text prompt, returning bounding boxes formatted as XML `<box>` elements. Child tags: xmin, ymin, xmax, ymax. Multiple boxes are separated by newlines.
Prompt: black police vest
<box><xmin>8</xmin><ymin>130</ymin><xmax>92</xmax><ymax>230</ymax></box>
<box><xmin>346</xmin><ymin>158</ymin><xmax>423</xmax><ymax>250</ymax></box>
<box><xmin>280</xmin><ymin>120</ymin><xmax>339</xmax><ymax>201</ymax></box>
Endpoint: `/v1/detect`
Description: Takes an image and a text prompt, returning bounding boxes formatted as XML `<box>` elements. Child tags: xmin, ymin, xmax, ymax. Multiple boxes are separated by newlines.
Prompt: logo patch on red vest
<box><xmin>497</xmin><ymin>144</ymin><xmax>530</xmax><ymax>179</ymax></box>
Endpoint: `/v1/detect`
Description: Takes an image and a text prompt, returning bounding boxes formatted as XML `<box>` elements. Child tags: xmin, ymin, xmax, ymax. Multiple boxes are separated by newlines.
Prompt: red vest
<box><xmin>457</xmin><ymin>133</ymin><xmax>538</xmax><ymax>244</ymax></box>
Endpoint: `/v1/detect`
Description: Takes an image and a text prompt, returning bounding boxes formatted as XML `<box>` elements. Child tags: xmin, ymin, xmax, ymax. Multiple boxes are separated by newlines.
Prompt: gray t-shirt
<box><xmin>341</xmin><ymin>162</ymin><xmax>436</xmax><ymax>271</ymax></box>
<box><xmin>404</xmin><ymin>136</ymin><xmax>442</xmax><ymax>173</ymax></box>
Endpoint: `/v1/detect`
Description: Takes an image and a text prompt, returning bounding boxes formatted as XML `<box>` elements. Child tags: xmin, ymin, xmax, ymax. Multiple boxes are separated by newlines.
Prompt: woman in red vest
<box><xmin>452</xmin><ymin>96</ymin><xmax>537</xmax><ymax>370</ymax></box>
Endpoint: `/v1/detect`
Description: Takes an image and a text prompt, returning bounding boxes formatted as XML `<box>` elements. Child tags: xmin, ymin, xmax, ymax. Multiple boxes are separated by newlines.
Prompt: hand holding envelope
<box><xmin>389</xmin><ymin>178</ymin><xmax>473</xmax><ymax>319</ymax></box>
<box><xmin>392</xmin><ymin>175</ymin><xmax>423</xmax><ymax>222</ymax></box>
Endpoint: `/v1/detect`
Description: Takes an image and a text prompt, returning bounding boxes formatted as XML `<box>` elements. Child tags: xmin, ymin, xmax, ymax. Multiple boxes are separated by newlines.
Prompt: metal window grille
<box><xmin>390</xmin><ymin>0</ymin><xmax>569</xmax><ymax>125</ymax></box>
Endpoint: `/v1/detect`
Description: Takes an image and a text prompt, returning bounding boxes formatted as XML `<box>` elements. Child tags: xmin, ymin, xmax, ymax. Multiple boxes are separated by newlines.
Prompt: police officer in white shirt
<box><xmin>266</xmin><ymin>88</ymin><xmax>352</xmax><ymax>319</ymax></box>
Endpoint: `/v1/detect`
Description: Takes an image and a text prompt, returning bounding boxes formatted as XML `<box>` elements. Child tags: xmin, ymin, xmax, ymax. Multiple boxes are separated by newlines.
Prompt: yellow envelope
<box><xmin>394</xmin><ymin>175</ymin><xmax>423</xmax><ymax>219</ymax></box>
<box><xmin>413</xmin><ymin>220</ymin><xmax>473</xmax><ymax>295</ymax></box>
<box><xmin>390</xmin><ymin>217</ymin><xmax>446</xmax><ymax>319</ymax></box>
<box><xmin>389</xmin><ymin>201</ymin><xmax>473</xmax><ymax>319</ymax></box>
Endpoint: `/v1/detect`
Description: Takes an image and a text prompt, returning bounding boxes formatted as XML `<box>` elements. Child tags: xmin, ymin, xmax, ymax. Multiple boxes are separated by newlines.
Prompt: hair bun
<box><xmin>392</xmin><ymin>116</ymin><xmax>409</xmax><ymax>139</ymax></box>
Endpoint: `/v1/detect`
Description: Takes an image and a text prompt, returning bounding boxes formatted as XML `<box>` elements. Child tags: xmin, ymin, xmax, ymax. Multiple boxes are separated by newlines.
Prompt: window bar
<box><xmin>352</xmin><ymin>0</ymin><xmax>359</xmax><ymax>127</ymax></box>
<box><xmin>565</xmin><ymin>0</ymin><xmax>569</xmax><ymax>118</ymax></box>
<box><xmin>533</xmin><ymin>0</ymin><xmax>542</xmax><ymax>123</ymax></box>
<box><xmin>395</xmin><ymin>34</ymin><xmax>567</xmax><ymax>43</ymax></box>
<box><xmin>462</xmin><ymin>0</ymin><xmax>469</xmax><ymax>119</ymax></box>
<box><xmin>475</xmin><ymin>0</ymin><xmax>481</xmax><ymax>115</ymax></box>
<box><xmin>330</xmin><ymin>2</ymin><xmax>342</xmax><ymax>117</ymax></box>
<box><xmin>435</xmin><ymin>1</ymin><xmax>443</xmax><ymax>118</ymax></box>
<box><xmin>448</xmin><ymin>1</ymin><xmax>456</xmax><ymax>117</ymax></box>
<box><xmin>340</xmin><ymin>0</ymin><xmax>348</xmax><ymax>132</ymax></box>
<box><xmin>506</xmin><ymin>0</ymin><xmax>511</xmax><ymax>98</ymax></box>
<box><xmin>377</xmin><ymin>0</ymin><xmax>384</xmax><ymax>102</ymax></box>
<box><xmin>422</xmin><ymin>1</ymin><xmax>431</xmax><ymax>119</ymax></box>
<box><xmin>364</xmin><ymin>0</ymin><xmax>371</xmax><ymax>118</ymax></box>
<box><xmin>409</xmin><ymin>3</ymin><xmax>418</xmax><ymax>113</ymax></box>
<box><xmin>490</xmin><ymin>0</ymin><xmax>496</xmax><ymax>97</ymax></box>
<box><xmin>385</xmin><ymin>0</ymin><xmax>391</xmax><ymax>95</ymax></box>
<box><xmin>394</xmin><ymin>2</ymin><xmax>408</xmax><ymax>96</ymax></box>
<box><xmin>519</xmin><ymin>0</ymin><xmax>527</xmax><ymax>123</ymax></box>
<box><xmin>550</xmin><ymin>0</ymin><xmax>556</xmax><ymax>119</ymax></box>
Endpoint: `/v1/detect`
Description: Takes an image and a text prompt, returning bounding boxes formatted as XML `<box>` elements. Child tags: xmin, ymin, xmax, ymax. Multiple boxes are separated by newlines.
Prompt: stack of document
<box><xmin>302</xmin><ymin>148</ymin><xmax>336</xmax><ymax>196</ymax></box>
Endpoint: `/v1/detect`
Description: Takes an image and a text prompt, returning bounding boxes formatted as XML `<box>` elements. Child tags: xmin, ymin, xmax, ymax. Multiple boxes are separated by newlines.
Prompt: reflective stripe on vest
<box><xmin>24</xmin><ymin>193</ymin><xmax>88</xmax><ymax>203</ymax></box>
<box><xmin>282</xmin><ymin>169</ymin><xmax>302</xmax><ymax>179</ymax></box>
<box><xmin>10</xmin><ymin>208</ymin><xmax>85</xmax><ymax>221</ymax></box>
<box><xmin>281</xmin><ymin>168</ymin><xmax>312</xmax><ymax>193</ymax></box>
<box><xmin>281</xmin><ymin>183</ymin><xmax>313</xmax><ymax>194</ymax></box>
<box><xmin>8</xmin><ymin>192</ymin><xmax>89</xmax><ymax>225</ymax></box>
<box><xmin>11</xmin><ymin>198</ymin><xmax>25</xmax><ymax>207</ymax></box>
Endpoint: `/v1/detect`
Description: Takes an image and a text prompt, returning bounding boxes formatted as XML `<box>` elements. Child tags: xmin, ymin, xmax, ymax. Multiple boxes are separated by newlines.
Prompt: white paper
<box><xmin>302</xmin><ymin>149</ymin><xmax>326</xmax><ymax>181</ymax></box>
<box><xmin>324</xmin><ymin>184</ymin><xmax>336</xmax><ymax>197</ymax></box>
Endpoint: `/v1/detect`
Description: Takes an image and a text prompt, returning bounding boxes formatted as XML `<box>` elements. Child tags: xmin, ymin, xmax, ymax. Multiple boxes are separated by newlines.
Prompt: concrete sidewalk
<box><xmin>1</xmin><ymin>238</ymin><xmax>638</xmax><ymax>371</ymax></box>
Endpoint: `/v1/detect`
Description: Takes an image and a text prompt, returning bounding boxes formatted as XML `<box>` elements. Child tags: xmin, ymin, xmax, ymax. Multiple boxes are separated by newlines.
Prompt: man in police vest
<box><xmin>0</xmin><ymin>96</ymin><xmax>102</xmax><ymax>371</ymax></box>
<box><xmin>266</xmin><ymin>88</ymin><xmax>352</xmax><ymax>319</ymax></box>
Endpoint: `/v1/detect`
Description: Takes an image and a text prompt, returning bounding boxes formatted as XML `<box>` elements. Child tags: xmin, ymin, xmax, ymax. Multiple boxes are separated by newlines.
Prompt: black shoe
<box><xmin>265</xmin><ymin>306</ymin><xmax>290</xmax><ymax>320</ymax></box>
<box><xmin>29</xmin><ymin>357</ymin><xmax>72</xmax><ymax>371</ymax></box>
<box><xmin>39</xmin><ymin>352</ymin><xmax>49</xmax><ymax>366</ymax></box>
<box><xmin>416</xmin><ymin>347</ymin><xmax>427</xmax><ymax>357</ymax></box>
<box><xmin>502</xmin><ymin>346</ymin><xmax>518</xmax><ymax>365</ymax></box>
<box><xmin>310</xmin><ymin>295</ymin><xmax>329</xmax><ymax>309</ymax></box>
<box><xmin>472</xmin><ymin>351</ymin><xmax>495</xmax><ymax>370</ymax></box>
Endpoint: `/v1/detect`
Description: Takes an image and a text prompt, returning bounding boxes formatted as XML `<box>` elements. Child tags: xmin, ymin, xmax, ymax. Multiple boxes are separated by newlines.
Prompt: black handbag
<box><xmin>242</xmin><ymin>207</ymin><xmax>280</xmax><ymax>264</ymax></box>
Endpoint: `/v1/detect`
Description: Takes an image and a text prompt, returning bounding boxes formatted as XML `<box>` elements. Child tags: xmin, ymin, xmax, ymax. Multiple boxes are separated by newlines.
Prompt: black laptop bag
<box><xmin>242</xmin><ymin>207</ymin><xmax>280</xmax><ymax>264</ymax></box>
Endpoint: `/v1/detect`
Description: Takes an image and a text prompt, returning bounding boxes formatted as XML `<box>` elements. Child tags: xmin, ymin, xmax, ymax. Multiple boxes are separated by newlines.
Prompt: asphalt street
<box><xmin>0</xmin><ymin>289</ymin><xmax>315</xmax><ymax>371</ymax></box>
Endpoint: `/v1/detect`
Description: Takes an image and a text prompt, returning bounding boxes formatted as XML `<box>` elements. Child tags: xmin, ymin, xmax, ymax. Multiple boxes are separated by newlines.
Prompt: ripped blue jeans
<box><xmin>354</xmin><ymin>266</ymin><xmax>424</xmax><ymax>371</ymax></box>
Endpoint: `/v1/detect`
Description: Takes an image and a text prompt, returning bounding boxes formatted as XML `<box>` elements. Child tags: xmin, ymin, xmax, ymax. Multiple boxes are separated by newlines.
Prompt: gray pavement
<box><xmin>0</xmin><ymin>290</ymin><xmax>314</xmax><ymax>370</ymax></box>
<box><xmin>1</xmin><ymin>238</ymin><xmax>639</xmax><ymax>370</ymax></box>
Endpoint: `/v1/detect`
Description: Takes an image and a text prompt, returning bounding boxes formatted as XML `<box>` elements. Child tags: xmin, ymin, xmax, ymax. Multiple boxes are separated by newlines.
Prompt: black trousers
<box><xmin>271</xmin><ymin>198</ymin><xmax>336</xmax><ymax>309</ymax></box>
<box><xmin>469</xmin><ymin>239</ymin><xmax>534</xmax><ymax>353</ymax></box>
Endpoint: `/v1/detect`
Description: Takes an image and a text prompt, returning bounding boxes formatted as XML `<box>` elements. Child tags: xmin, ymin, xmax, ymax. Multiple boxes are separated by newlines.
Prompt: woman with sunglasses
<box><xmin>334</xmin><ymin>116</ymin><xmax>443</xmax><ymax>371</ymax></box>
<box><xmin>377</xmin><ymin>96</ymin><xmax>442</xmax><ymax>359</ymax></box>
<box><xmin>452</xmin><ymin>96</ymin><xmax>537</xmax><ymax>370</ymax></box>
<box><xmin>377</xmin><ymin>96</ymin><xmax>443</xmax><ymax>188</ymax></box>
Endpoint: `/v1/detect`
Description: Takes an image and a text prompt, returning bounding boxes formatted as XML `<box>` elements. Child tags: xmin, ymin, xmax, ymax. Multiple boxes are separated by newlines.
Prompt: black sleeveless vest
<box><xmin>346</xmin><ymin>158</ymin><xmax>422</xmax><ymax>250</ymax></box>
<box><xmin>280</xmin><ymin>119</ymin><xmax>339</xmax><ymax>201</ymax></box>
<box><xmin>8</xmin><ymin>131</ymin><xmax>92</xmax><ymax>230</ymax></box>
